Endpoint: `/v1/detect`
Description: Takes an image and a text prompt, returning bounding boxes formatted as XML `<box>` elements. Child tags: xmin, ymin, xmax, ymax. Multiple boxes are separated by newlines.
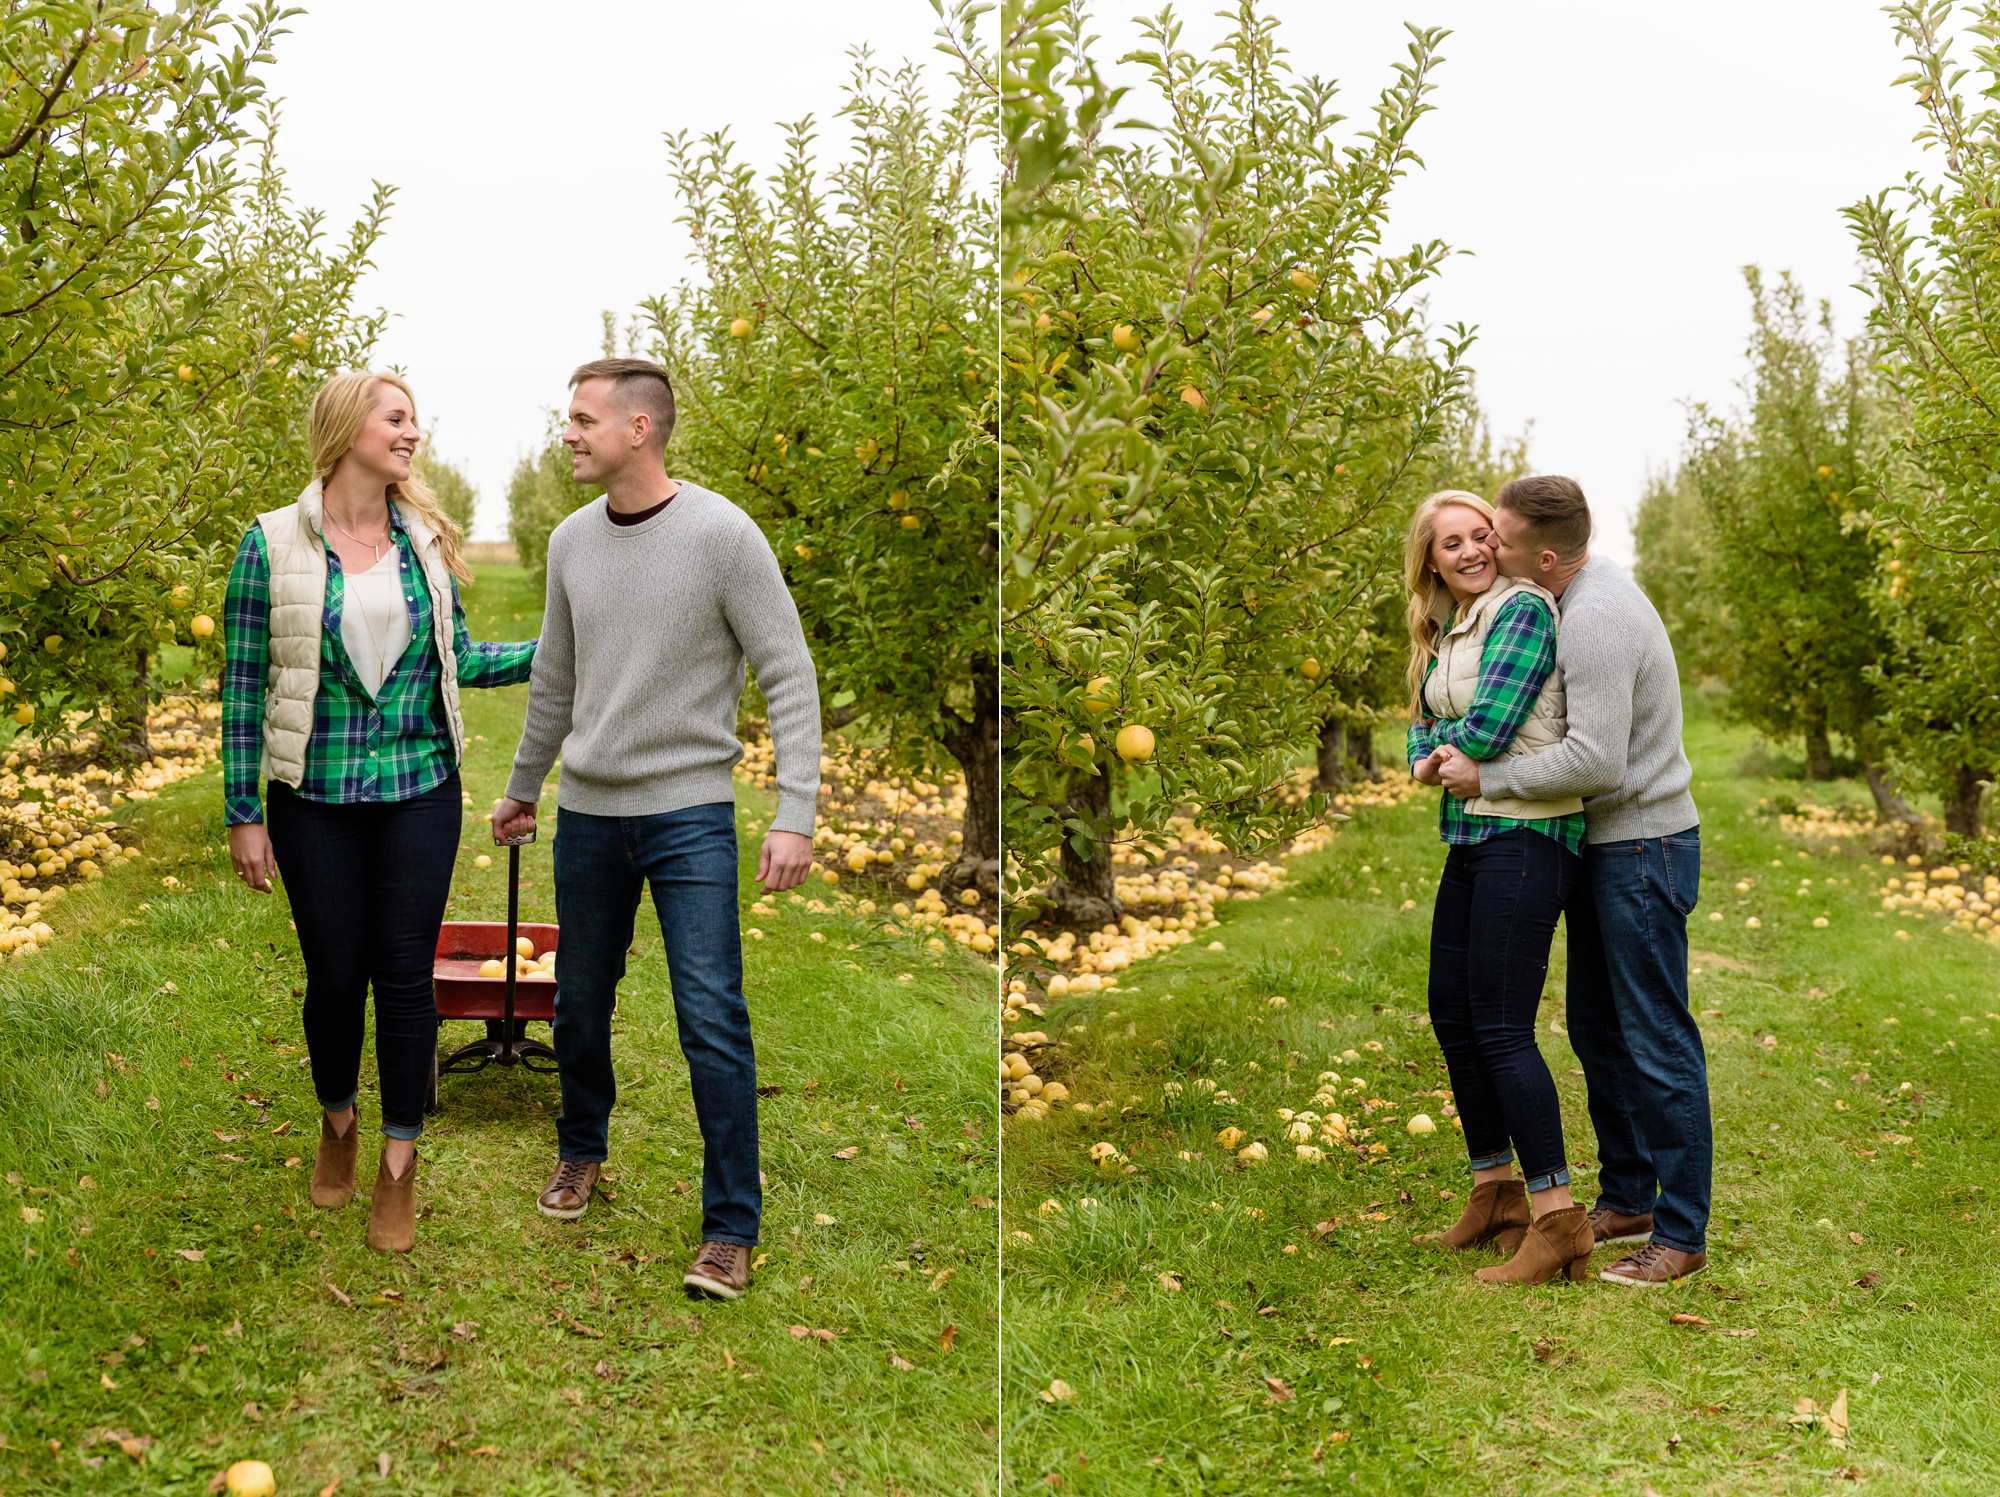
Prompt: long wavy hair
<box><xmin>309</xmin><ymin>370</ymin><xmax>472</xmax><ymax>584</ymax></box>
<box><xmin>1403</xmin><ymin>489</ymin><xmax>1497</xmax><ymax>716</ymax></box>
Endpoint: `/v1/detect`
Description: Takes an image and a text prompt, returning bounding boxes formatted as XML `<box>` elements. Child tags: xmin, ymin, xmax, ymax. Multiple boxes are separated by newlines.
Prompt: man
<box><xmin>1433</xmin><ymin>475</ymin><xmax>1709</xmax><ymax>1286</ymax></box>
<box><xmin>493</xmin><ymin>357</ymin><xmax>818</xmax><ymax>1302</ymax></box>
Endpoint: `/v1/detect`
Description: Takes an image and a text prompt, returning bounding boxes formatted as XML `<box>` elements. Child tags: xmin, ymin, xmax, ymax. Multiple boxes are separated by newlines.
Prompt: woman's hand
<box><xmin>1412</xmin><ymin>750</ymin><xmax>1445</xmax><ymax>786</ymax></box>
<box><xmin>230</xmin><ymin>823</ymin><xmax>277</xmax><ymax>893</ymax></box>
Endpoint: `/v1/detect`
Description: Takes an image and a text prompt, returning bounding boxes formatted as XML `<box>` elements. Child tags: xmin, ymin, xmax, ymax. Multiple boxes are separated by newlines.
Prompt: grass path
<box><xmin>0</xmin><ymin>564</ymin><xmax>997</xmax><ymax>1496</ymax></box>
<box><xmin>1000</xmin><ymin>700</ymin><xmax>2000</xmax><ymax>1495</ymax></box>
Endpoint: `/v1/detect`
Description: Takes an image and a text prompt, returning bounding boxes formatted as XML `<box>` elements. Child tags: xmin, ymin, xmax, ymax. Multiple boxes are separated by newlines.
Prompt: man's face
<box><xmin>562</xmin><ymin>379</ymin><xmax>643</xmax><ymax>485</ymax></box>
<box><xmin>1489</xmin><ymin>506</ymin><xmax>1546</xmax><ymax>579</ymax></box>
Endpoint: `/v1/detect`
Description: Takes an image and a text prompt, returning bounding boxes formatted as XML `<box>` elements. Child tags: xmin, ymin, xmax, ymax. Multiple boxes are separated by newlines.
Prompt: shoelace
<box><xmin>552</xmin><ymin>1161</ymin><xmax>593</xmax><ymax>1195</ymax></box>
<box><xmin>1621</xmin><ymin>1240</ymin><xmax>1669</xmax><ymax>1273</ymax></box>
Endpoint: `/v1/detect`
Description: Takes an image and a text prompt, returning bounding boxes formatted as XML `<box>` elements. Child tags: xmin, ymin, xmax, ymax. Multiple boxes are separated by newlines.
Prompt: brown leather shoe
<box><xmin>1473</xmin><ymin>1205</ymin><xmax>1594</xmax><ymax>1285</ymax></box>
<box><xmin>1422</xmin><ymin>1179</ymin><xmax>1530</xmax><ymax>1253</ymax></box>
<box><xmin>537</xmin><ymin>1159</ymin><xmax>601</xmax><ymax>1221</ymax></box>
<box><xmin>1600</xmin><ymin>1240</ymin><xmax>1706</xmax><ymax>1286</ymax></box>
<box><xmin>684</xmin><ymin>1241</ymin><xmax>751</xmax><ymax>1300</ymax></box>
<box><xmin>1586</xmin><ymin>1204</ymin><xmax>1654</xmax><ymax>1246</ymax></box>
<box><xmin>310</xmin><ymin>1110</ymin><xmax>359</xmax><ymax>1208</ymax></box>
<box><xmin>365</xmin><ymin>1149</ymin><xmax>417</xmax><ymax>1254</ymax></box>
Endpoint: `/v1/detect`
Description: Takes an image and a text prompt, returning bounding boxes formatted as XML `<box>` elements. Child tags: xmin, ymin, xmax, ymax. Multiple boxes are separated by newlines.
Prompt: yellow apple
<box><xmin>190</xmin><ymin>615</ymin><xmax>215</xmax><ymax>639</ymax></box>
<box><xmin>1301</xmin><ymin>658</ymin><xmax>1321</xmax><ymax>679</ymax></box>
<box><xmin>900</xmin><ymin>515</ymin><xmax>922</xmax><ymax>530</ymax></box>
<box><xmin>1180</xmin><ymin>386</ymin><xmax>1207</xmax><ymax>411</ymax></box>
<box><xmin>1111</xmin><ymin>325</ymin><xmax>1142</xmax><ymax>353</ymax></box>
<box><xmin>13</xmin><ymin>704</ymin><xmax>32</xmax><ymax>726</ymax></box>
<box><xmin>224</xmin><ymin>1460</ymin><xmax>276</xmax><ymax>1497</ymax></box>
<box><xmin>1114</xmin><ymin>725</ymin><xmax>1155</xmax><ymax>763</ymax></box>
<box><xmin>290</xmin><ymin>330</ymin><xmax>309</xmax><ymax>347</ymax></box>
<box><xmin>729</xmin><ymin>318</ymin><xmax>753</xmax><ymax>338</ymax></box>
<box><xmin>177</xmin><ymin>365</ymin><xmax>197</xmax><ymax>383</ymax></box>
<box><xmin>1082</xmin><ymin>676</ymin><xmax>1115</xmax><ymax>712</ymax></box>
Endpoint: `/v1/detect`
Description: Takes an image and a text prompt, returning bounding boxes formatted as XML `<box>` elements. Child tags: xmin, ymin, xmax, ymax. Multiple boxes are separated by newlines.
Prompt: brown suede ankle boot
<box><xmin>1473</xmin><ymin>1204</ymin><xmax>1594</xmax><ymax>1285</ymax></box>
<box><xmin>365</xmin><ymin>1149</ymin><xmax>418</xmax><ymax>1254</ymax></box>
<box><xmin>310</xmin><ymin>1110</ymin><xmax>359</xmax><ymax>1208</ymax></box>
<box><xmin>1425</xmin><ymin>1180</ymin><xmax>1531</xmax><ymax>1253</ymax></box>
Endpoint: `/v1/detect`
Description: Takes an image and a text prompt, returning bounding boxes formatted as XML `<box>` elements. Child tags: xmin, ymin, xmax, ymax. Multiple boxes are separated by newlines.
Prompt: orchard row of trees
<box><xmin>1634</xmin><ymin>0</ymin><xmax>2000</xmax><ymax>840</ymax></box>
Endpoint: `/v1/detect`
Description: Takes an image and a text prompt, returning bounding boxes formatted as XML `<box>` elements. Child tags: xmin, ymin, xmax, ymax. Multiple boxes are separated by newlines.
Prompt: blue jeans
<box><xmin>1564</xmin><ymin>827</ymin><xmax>1711</xmax><ymax>1253</ymax></box>
<box><xmin>551</xmin><ymin>801</ymin><xmax>759</xmax><ymax>1247</ymax></box>
<box><xmin>1428</xmin><ymin>829</ymin><xmax>1580</xmax><ymax>1192</ymax></box>
<box><xmin>266</xmin><ymin>773</ymin><xmax>459</xmax><ymax>1143</ymax></box>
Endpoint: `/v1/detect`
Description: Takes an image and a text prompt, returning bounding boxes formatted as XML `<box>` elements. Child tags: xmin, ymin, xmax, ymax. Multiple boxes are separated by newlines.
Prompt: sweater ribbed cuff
<box><xmin>770</xmin><ymin>794</ymin><xmax>817</xmax><ymax>838</ymax></box>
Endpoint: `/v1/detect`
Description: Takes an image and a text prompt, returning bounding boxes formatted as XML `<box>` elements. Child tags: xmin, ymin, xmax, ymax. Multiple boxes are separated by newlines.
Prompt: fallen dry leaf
<box><xmin>1263</xmin><ymin>1375</ymin><xmax>1295</xmax><ymax>1403</ymax></box>
<box><xmin>1851</xmin><ymin>1271</ymin><xmax>1882</xmax><ymax>1289</ymax></box>
<box><xmin>928</xmin><ymin>1267</ymin><xmax>956</xmax><ymax>1292</ymax></box>
<box><xmin>376</xmin><ymin>1453</ymin><xmax>391</xmax><ymax>1478</ymax></box>
<box><xmin>212</xmin><ymin>1132</ymin><xmax>242</xmax><ymax>1142</ymax></box>
<box><xmin>271</xmin><ymin>1120</ymin><xmax>292</xmax><ymax>1136</ymax></box>
<box><xmin>832</xmin><ymin>1146</ymin><xmax>859</xmax><ymax>1160</ymax></box>
<box><xmin>1039</xmin><ymin>1379</ymin><xmax>1076</xmax><ymax>1403</ymax></box>
<box><xmin>318</xmin><ymin>1480</ymin><xmax>340</xmax><ymax>1497</ymax></box>
<box><xmin>468</xmin><ymin>1445</ymin><xmax>498</xmax><ymax>1457</ymax></box>
<box><xmin>284</xmin><ymin>1157</ymin><xmax>302</xmax><ymax>1169</ymax></box>
<box><xmin>890</xmin><ymin>1354</ymin><xmax>915</xmax><ymax>1371</ymax></box>
<box><xmin>1158</xmin><ymin>1273</ymin><xmax>1182</xmax><ymax>1292</ymax></box>
<box><xmin>241</xmin><ymin>1402</ymin><xmax>262</xmax><ymax>1422</ymax></box>
<box><xmin>325</xmin><ymin>1283</ymin><xmax>352</xmax><ymax>1307</ymax></box>
<box><xmin>1828</xmin><ymin>1387</ymin><xmax>1849</xmax><ymax>1445</ymax></box>
<box><xmin>1849</xmin><ymin>1232</ymin><xmax>1865</xmax><ymax>1246</ymax></box>
<box><xmin>940</xmin><ymin>1325</ymin><xmax>958</xmax><ymax>1352</ymax></box>
<box><xmin>812</xmin><ymin>1328</ymin><xmax>837</xmax><ymax>1342</ymax></box>
<box><xmin>788</xmin><ymin>1325</ymin><xmax>811</xmax><ymax>1338</ymax></box>
<box><xmin>1669</xmin><ymin>1312</ymin><xmax>1710</xmax><ymax>1327</ymax></box>
<box><xmin>450</xmin><ymin>1321</ymin><xmax>479</xmax><ymax>1342</ymax></box>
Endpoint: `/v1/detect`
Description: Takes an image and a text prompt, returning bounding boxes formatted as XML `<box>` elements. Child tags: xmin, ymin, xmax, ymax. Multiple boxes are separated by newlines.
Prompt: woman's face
<box><xmin>1429</xmin><ymin>504</ymin><xmax>1498</xmax><ymax>603</ymax></box>
<box><xmin>343</xmin><ymin>383</ymin><xmax>419</xmax><ymax>487</ymax></box>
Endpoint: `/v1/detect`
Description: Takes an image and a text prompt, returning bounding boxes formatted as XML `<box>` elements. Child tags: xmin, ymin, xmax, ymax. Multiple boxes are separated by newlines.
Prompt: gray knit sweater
<box><xmin>505</xmin><ymin>483</ymin><xmax>821</xmax><ymax>835</ymax></box>
<box><xmin>1476</xmin><ymin>555</ymin><xmax>1698</xmax><ymax>843</ymax></box>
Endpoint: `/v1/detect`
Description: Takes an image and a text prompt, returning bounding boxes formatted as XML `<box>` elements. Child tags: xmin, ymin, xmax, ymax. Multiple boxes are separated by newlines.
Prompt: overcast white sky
<box><xmin>264</xmin><ymin>2</ymin><xmax>1936</xmax><ymax>557</ymax></box>
<box><xmin>261</xmin><ymin>0</ymin><xmax>964</xmax><ymax>540</ymax></box>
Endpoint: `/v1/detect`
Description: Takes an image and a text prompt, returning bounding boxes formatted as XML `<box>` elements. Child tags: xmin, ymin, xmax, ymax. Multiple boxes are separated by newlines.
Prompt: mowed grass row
<box><xmin>1000</xmin><ymin>697</ymin><xmax>2000</xmax><ymax>1496</ymax></box>
<box><xmin>0</xmin><ymin>564</ymin><xmax>998</xmax><ymax>1497</ymax></box>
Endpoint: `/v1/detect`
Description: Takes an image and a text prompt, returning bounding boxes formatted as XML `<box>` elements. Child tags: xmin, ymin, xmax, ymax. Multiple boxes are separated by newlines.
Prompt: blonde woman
<box><xmin>1403</xmin><ymin>490</ymin><xmax>1593</xmax><ymax>1285</ymax></box>
<box><xmin>221</xmin><ymin>372</ymin><xmax>537</xmax><ymax>1253</ymax></box>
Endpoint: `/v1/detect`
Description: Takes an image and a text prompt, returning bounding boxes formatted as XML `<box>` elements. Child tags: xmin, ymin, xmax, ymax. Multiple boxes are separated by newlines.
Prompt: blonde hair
<box><xmin>309</xmin><ymin>370</ymin><xmax>472</xmax><ymax>585</ymax></box>
<box><xmin>1403</xmin><ymin>489</ymin><xmax>1497</xmax><ymax>716</ymax></box>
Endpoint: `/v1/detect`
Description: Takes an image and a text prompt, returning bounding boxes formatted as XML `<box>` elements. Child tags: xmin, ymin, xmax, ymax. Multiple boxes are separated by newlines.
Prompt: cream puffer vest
<box><xmin>255</xmin><ymin>479</ymin><xmax>466</xmax><ymax>787</ymax></box>
<box><xmin>1422</xmin><ymin>576</ymin><xmax>1584</xmax><ymax>821</ymax></box>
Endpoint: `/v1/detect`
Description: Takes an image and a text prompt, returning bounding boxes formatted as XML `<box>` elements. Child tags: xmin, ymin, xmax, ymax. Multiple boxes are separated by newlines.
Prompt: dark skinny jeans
<box><xmin>1427</xmin><ymin>827</ymin><xmax>1581</xmax><ymax>1191</ymax></box>
<box><xmin>265</xmin><ymin>774</ymin><xmax>460</xmax><ymax>1141</ymax></box>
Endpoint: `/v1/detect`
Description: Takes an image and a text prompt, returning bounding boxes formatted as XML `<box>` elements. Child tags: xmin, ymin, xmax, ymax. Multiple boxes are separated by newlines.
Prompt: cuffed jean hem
<box><xmin>381</xmin><ymin>1122</ymin><xmax>423</xmax><ymax>1142</ymax></box>
<box><xmin>1467</xmin><ymin>1148</ymin><xmax>1516</xmax><ymax>1171</ymax></box>
<box><xmin>559</xmin><ymin>1151</ymin><xmax>609</xmax><ymax>1165</ymax></box>
<box><xmin>319</xmin><ymin>1092</ymin><xmax>358</xmax><ymax>1114</ymax></box>
<box><xmin>1522</xmin><ymin>1165</ymin><xmax>1572</xmax><ymax>1193</ymax></box>
<box><xmin>703</xmin><ymin>1233</ymin><xmax>758</xmax><ymax>1249</ymax></box>
<box><xmin>1647</xmin><ymin>1230</ymin><xmax>1705</xmax><ymax>1255</ymax></box>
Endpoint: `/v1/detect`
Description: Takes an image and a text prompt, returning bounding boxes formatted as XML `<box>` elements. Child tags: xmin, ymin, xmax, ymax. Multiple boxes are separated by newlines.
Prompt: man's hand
<box><xmin>229</xmin><ymin>823</ymin><xmax>277</xmax><ymax>893</ymax></box>
<box><xmin>1436</xmin><ymin>746</ymin><xmax>1484</xmax><ymax>800</ymax></box>
<box><xmin>1412</xmin><ymin>750</ymin><xmax>1445</xmax><ymax>786</ymax></box>
<box><xmin>492</xmin><ymin>796</ymin><xmax>538</xmax><ymax>843</ymax></box>
<box><xmin>756</xmin><ymin>829</ymin><xmax>813</xmax><ymax>892</ymax></box>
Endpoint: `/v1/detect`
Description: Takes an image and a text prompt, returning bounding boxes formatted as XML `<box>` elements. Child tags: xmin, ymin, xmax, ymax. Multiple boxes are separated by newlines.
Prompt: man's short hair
<box><xmin>1494</xmin><ymin>474</ymin><xmax>1592</xmax><ymax>561</ymax></box>
<box><xmin>569</xmin><ymin>357</ymin><xmax>676</xmax><ymax>447</ymax></box>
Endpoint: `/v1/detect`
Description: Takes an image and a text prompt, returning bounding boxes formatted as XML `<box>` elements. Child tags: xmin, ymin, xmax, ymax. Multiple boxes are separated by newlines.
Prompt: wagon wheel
<box><xmin>424</xmin><ymin>1050</ymin><xmax>441</xmax><ymax>1114</ymax></box>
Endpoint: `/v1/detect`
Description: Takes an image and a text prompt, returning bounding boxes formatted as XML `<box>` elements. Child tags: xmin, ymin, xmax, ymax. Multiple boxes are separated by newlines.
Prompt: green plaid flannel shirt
<box><xmin>221</xmin><ymin>511</ymin><xmax>537</xmax><ymax>825</ymax></box>
<box><xmin>1406</xmin><ymin>590</ymin><xmax>1586</xmax><ymax>855</ymax></box>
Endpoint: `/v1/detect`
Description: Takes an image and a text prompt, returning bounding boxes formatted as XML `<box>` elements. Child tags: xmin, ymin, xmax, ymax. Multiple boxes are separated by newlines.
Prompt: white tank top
<box><xmin>339</xmin><ymin>548</ymin><xmax>413</xmax><ymax>699</ymax></box>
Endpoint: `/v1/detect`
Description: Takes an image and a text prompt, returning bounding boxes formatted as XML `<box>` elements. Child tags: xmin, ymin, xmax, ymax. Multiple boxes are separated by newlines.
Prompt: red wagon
<box><xmin>425</xmin><ymin>834</ymin><xmax>560</xmax><ymax>1112</ymax></box>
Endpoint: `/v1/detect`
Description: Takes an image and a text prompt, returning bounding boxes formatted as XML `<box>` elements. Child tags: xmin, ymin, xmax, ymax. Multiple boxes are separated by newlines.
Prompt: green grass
<box><xmin>0</xmin><ymin>564</ymin><xmax>998</xmax><ymax>1496</ymax></box>
<box><xmin>1000</xmin><ymin>698</ymin><xmax>2000</xmax><ymax>1494</ymax></box>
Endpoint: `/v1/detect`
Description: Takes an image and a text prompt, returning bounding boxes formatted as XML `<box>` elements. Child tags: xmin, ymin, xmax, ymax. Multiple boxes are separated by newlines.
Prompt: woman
<box><xmin>1404</xmin><ymin>490</ymin><xmax>1592</xmax><ymax>1285</ymax></box>
<box><xmin>222</xmin><ymin>371</ymin><xmax>537</xmax><ymax>1253</ymax></box>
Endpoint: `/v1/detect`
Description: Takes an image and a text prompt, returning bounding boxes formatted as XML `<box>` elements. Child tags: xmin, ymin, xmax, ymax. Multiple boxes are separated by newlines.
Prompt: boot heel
<box><xmin>1565</xmin><ymin>1255</ymin><xmax>1591</xmax><ymax>1282</ymax></box>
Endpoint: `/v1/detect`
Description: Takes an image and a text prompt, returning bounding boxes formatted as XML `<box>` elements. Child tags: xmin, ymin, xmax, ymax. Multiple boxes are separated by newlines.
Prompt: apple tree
<box><xmin>0</xmin><ymin>1</ymin><xmax>386</xmax><ymax>756</ymax></box>
<box><xmin>1001</xmin><ymin>0</ymin><xmax>1468</xmax><ymax>924</ymax></box>
<box><xmin>643</xmin><ymin>4</ymin><xmax>1000</xmax><ymax>894</ymax></box>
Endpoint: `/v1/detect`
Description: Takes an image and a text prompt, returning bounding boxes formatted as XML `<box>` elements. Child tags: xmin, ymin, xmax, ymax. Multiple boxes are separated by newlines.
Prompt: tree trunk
<box><xmin>1944</xmin><ymin>764</ymin><xmax>1992</xmax><ymax>837</ymax></box>
<box><xmin>112</xmin><ymin>646</ymin><xmax>151</xmax><ymax>763</ymax></box>
<box><xmin>1046</xmin><ymin>765</ymin><xmax>1120</xmax><ymax>928</ymax></box>
<box><xmin>1348</xmin><ymin>721</ymin><xmax>1379</xmax><ymax>780</ymax></box>
<box><xmin>938</xmin><ymin>665</ymin><xmax>999</xmax><ymax>897</ymax></box>
<box><xmin>1803</xmin><ymin>704</ymin><xmax>1833</xmax><ymax>782</ymax></box>
<box><xmin>1315</xmin><ymin>716</ymin><xmax>1347</xmax><ymax>791</ymax></box>
<box><xmin>1862</xmin><ymin>759</ymin><xmax>1920</xmax><ymax>826</ymax></box>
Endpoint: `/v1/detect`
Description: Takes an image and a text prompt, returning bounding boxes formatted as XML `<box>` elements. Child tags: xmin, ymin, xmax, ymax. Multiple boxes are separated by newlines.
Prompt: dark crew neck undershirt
<box><xmin>607</xmin><ymin>490</ymin><xmax>675</xmax><ymax>527</ymax></box>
